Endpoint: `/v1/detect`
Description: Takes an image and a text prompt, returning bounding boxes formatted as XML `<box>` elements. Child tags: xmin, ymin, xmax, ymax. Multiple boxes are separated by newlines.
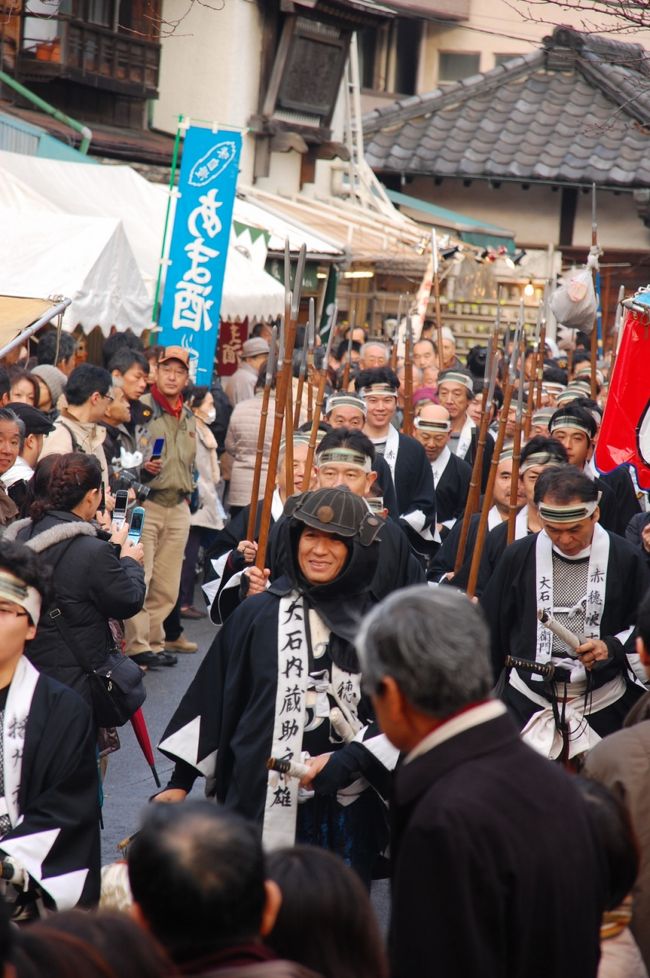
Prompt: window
<box><xmin>393</xmin><ymin>18</ymin><xmax>421</xmax><ymax>95</ymax></box>
<box><xmin>438</xmin><ymin>51</ymin><xmax>480</xmax><ymax>83</ymax></box>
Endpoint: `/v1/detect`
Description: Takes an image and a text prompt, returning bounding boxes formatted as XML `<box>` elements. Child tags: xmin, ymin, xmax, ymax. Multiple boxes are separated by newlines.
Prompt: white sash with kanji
<box><xmin>262</xmin><ymin>592</ymin><xmax>309</xmax><ymax>850</ymax></box>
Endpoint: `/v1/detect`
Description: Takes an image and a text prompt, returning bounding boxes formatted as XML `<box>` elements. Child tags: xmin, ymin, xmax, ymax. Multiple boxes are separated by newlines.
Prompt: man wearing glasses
<box><xmin>40</xmin><ymin>363</ymin><xmax>114</xmax><ymax>491</ymax></box>
<box><xmin>125</xmin><ymin>347</ymin><xmax>197</xmax><ymax>669</ymax></box>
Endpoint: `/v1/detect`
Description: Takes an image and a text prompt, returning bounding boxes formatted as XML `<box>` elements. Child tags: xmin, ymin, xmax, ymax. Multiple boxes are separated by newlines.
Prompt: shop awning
<box><xmin>386</xmin><ymin>189</ymin><xmax>516</xmax><ymax>252</ymax></box>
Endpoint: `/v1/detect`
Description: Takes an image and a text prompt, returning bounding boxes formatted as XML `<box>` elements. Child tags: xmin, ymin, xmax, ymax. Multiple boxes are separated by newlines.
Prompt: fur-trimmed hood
<box><xmin>5</xmin><ymin>515</ymin><xmax>97</xmax><ymax>553</ymax></box>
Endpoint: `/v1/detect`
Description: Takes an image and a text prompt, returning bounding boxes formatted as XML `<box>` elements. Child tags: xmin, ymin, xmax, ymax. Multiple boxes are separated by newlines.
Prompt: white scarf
<box><xmin>534</xmin><ymin>523</ymin><xmax>609</xmax><ymax>681</ymax></box>
<box><xmin>430</xmin><ymin>445</ymin><xmax>451</xmax><ymax>487</ymax></box>
<box><xmin>455</xmin><ymin>416</ymin><xmax>474</xmax><ymax>460</ymax></box>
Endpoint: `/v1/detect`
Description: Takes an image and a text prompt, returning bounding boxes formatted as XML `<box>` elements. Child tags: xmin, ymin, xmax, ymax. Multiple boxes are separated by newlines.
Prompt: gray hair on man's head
<box><xmin>356</xmin><ymin>586</ymin><xmax>492</xmax><ymax>718</ymax></box>
<box><xmin>360</xmin><ymin>341</ymin><xmax>389</xmax><ymax>360</ymax></box>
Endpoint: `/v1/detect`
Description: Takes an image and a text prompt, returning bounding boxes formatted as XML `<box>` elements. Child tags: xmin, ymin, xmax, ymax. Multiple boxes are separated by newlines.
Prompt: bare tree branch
<box><xmin>508</xmin><ymin>0</ymin><xmax>650</xmax><ymax>33</ymax></box>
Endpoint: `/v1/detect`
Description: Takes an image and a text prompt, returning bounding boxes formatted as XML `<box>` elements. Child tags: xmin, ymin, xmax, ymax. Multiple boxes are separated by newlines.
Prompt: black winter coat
<box><xmin>8</xmin><ymin>511</ymin><xmax>145</xmax><ymax>710</ymax></box>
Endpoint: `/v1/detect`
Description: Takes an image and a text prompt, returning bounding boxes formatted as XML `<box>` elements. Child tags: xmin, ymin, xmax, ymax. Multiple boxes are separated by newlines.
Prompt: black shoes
<box><xmin>131</xmin><ymin>651</ymin><xmax>178</xmax><ymax>668</ymax></box>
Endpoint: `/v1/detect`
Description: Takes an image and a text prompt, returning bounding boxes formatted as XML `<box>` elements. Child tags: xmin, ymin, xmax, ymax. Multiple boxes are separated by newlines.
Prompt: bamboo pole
<box><xmin>304</xmin><ymin>307</ymin><xmax>337</xmax><ymax>485</ymax></box>
<box><xmin>453</xmin><ymin>327</ymin><xmax>498</xmax><ymax>575</ymax></box>
<box><xmin>283</xmin><ymin>243</ymin><xmax>295</xmax><ymax>497</ymax></box>
<box><xmin>246</xmin><ymin>325</ymin><xmax>277</xmax><ymax>542</ymax></box>
<box><xmin>255</xmin><ymin>244</ymin><xmax>305</xmax><ymax>570</ymax></box>
<box><xmin>341</xmin><ymin>309</ymin><xmax>355</xmax><ymax>391</ymax></box>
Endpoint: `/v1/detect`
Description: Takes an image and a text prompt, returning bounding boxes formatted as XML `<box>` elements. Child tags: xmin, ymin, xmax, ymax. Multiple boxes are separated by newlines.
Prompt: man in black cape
<box><xmin>0</xmin><ymin>539</ymin><xmax>99</xmax><ymax>914</ymax></box>
<box><xmin>157</xmin><ymin>488</ymin><xmax>399</xmax><ymax>883</ymax></box>
<box><xmin>482</xmin><ymin>466</ymin><xmax>649</xmax><ymax>762</ymax></box>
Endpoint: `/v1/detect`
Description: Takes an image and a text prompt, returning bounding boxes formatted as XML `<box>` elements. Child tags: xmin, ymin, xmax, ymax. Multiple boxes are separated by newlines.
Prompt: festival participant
<box><xmin>475</xmin><ymin>436</ymin><xmax>569</xmax><ymax>593</ymax></box>
<box><xmin>530</xmin><ymin>407</ymin><xmax>554</xmax><ymax>436</ymax></box>
<box><xmin>157</xmin><ymin>489</ymin><xmax>399</xmax><ymax>883</ymax></box>
<box><xmin>324</xmin><ymin>392</ymin><xmax>397</xmax><ymax>517</ymax></box>
<box><xmin>412</xmin><ymin>338</ymin><xmax>436</xmax><ymax>371</ymax></box>
<box><xmin>429</xmin><ymin>448</ymin><xmax>524</xmax><ymax>585</ymax></box>
<box><xmin>0</xmin><ymin>539</ymin><xmax>100</xmax><ymax>912</ymax></box>
<box><xmin>433</xmin><ymin>325</ymin><xmax>462</xmax><ymax>371</ymax></box>
<box><xmin>549</xmin><ymin>404</ymin><xmax>620</xmax><ymax>533</ymax></box>
<box><xmin>482</xmin><ymin>467</ymin><xmax>649</xmax><ymax>761</ymax></box>
<box><xmin>413</xmin><ymin>404</ymin><xmax>470</xmax><ymax>540</ymax></box>
<box><xmin>356</xmin><ymin>585</ymin><xmax>605</xmax><ymax>978</ymax></box>
<box><xmin>436</xmin><ymin>368</ymin><xmax>493</xmax><ymax>489</ymax></box>
<box><xmin>129</xmin><ymin>802</ymin><xmax>316</xmax><ymax>977</ymax></box>
<box><xmin>356</xmin><ymin>367</ymin><xmax>435</xmax><ymax>548</ymax></box>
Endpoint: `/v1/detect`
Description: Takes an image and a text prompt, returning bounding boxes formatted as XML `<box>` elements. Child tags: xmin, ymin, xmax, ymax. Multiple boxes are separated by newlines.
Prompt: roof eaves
<box><xmin>577</xmin><ymin>52</ymin><xmax>650</xmax><ymax>129</ymax></box>
<box><xmin>362</xmin><ymin>50</ymin><xmax>544</xmax><ymax>135</ymax></box>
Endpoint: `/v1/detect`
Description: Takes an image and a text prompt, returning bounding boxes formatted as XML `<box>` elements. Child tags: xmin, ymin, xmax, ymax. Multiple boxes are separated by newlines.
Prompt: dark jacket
<box><xmin>390</xmin><ymin>710</ymin><xmax>605</xmax><ymax>978</ymax></box>
<box><xmin>8</xmin><ymin>512</ymin><xmax>145</xmax><ymax>709</ymax></box>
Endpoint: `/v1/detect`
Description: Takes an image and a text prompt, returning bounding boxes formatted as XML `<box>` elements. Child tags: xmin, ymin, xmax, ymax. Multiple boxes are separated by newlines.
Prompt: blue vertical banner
<box><xmin>158</xmin><ymin>124</ymin><xmax>242</xmax><ymax>382</ymax></box>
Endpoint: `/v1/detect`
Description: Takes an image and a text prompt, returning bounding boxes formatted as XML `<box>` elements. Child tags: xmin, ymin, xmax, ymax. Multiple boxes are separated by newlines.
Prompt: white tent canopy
<box><xmin>0</xmin><ymin>207</ymin><xmax>152</xmax><ymax>335</ymax></box>
<box><xmin>0</xmin><ymin>150</ymin><xmax>287</xmax><ymax>323</ymax></box>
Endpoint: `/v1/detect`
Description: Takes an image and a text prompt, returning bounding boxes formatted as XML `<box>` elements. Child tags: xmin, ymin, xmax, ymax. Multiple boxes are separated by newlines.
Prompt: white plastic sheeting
<box><xmin>0</xmin><ymin>207</ymin><xmax>152</xmax><ymax>335</ymax></box>
<box><xmin>0</xmin><ymin>151</ymin><xmax>288</xmax><ymax>323</ymax></box>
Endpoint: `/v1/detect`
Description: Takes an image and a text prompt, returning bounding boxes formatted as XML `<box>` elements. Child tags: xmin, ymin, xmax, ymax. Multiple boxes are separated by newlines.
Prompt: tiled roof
<box><xmin>363</xmin><ymin>27</ymin><xmax>650</xmax><ymax>188</ymax></box>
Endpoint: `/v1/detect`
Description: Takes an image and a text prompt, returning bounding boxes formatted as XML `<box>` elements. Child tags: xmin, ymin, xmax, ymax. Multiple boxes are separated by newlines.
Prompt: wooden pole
<box><xmin>246</xmin><ymin>325</ymin><xmax>277</xmax><ymax>542</ymax></box>
<box><xmin>402</xmin><ymin>315</ymin><xmax>414</xmax><ymax>436</ymax></box>
<box><xmin>306</xmin><ymin>297</ymin><xmax>315</xmax><ymax>422</ymax></box>
<box><xmin>507</xmin><ymin>335</ymin><xmax>526</xmax><ymax>544</ymax></box>
<box><xmin>283</xmin><ymin>242</ymin><xmax>295</xmax><ymax>496</ymax></box>
<box><xmin>466</xmin><ymin>376</ymin><xmax>515</xmax><ymax>598</ymax></box>
<box><xmin>256</xmin><ymin>244</ymin><xmax>305</xmax><ymax>570</ymax></box>
<box><xmin>293</xmin><ymin>338</ymin><xmax>308</xmax><ymax>429</ymax></box>
<box><xmin>453</xmin><ymin>327</ymin><xmax>498</xmax><ymax>574</ymax></box>
<box><xmin>304</xmin><ymin>308</ymin><xmax>337</xmax><ymax>485</ymax></box>
<box><xmin>341</xmin><ymin>309</ymin><xmax>355</xmax><ymax>391</ymax></box>
<box><xmin>432</xmin><ymin>230</ymin><xmax>444</xmax><ymax>373</ymax></box>
<box><xmin>590</xmin><ymin>182</ymin><xmax>599</xmax><ymax>401</ymax></box>
<box><xmin>390</xmin><ymin>294</ymin><xmax>403</xmax><ymax>372</ymax></box>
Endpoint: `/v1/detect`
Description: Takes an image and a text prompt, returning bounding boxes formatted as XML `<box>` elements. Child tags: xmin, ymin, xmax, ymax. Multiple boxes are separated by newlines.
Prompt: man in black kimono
<box><xmin>437</xmin><ymin>368</ymin><xmax>493</xmax><ymax>490</ymax></box>
<box><xmin>0</xmin><ymin>539</ymin><xmax>99</xmax><ymax>914</ymax></box>
<box><xmin>157</xmin><ymin>488</ymin><xmax>399</xmax><ymax>884</ymax></box>
<box><xmin>549</xmin><ymin>404</ymin><xmax>621</xmax><ymax>534</ymax></box>
<box><xmin>413</xmin><ymin>403</ymin><xmax>471</xmax><ymax>540</ymax></box>
<box><xmin>482</xmin><ymin>466</ymin><xmax>649</xmax><ymax>761</ymax></box>
<box><xmin>356</xmin><ymin>585</ymin><xmax>605</xmax><ymax>978</ymax></box>
<box><xmin>355</xmin><ymin>367</ymin><xmax>435</xmax><ymax>552</ymax></box>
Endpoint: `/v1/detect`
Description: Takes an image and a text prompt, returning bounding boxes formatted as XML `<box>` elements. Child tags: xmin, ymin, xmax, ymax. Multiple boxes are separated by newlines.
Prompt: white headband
<box><xmin>0</xmin><ymin>570</ymin><xmax>41</xmax><ymax>625</ymax></box>
<box><xmin>538</xmin><ymin>497</ymin><xmax>600</xmax><ymax>524</ymax></box>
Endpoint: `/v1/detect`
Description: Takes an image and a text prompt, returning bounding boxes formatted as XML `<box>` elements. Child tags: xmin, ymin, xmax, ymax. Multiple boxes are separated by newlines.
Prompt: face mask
<box><xmin>203</xmin><ymin>407</ymin><xmax>216</xmax><ymax>424</ymax></box>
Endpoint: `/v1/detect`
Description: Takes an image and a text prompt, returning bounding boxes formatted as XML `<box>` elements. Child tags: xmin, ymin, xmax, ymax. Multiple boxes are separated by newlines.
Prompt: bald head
<box><xmin>414</xmin><ymin>403</ymin><xmax>451</xmax><ymax>462</ymax></box>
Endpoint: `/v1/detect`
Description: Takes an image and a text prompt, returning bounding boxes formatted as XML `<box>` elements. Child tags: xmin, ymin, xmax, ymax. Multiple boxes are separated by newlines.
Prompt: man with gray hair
<box><xmin>356</xmin><ymin>585</ymin><xmax>605</xmax><ymax>978</ymax></box>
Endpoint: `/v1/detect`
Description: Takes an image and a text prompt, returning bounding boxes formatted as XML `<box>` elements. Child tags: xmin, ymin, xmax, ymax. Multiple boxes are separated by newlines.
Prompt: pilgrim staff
<box><xmin>256</xmin><ymin>244</ymin><xmax>305</xmax><ymax>570</ymax></box>
<box><xmin>453</xmin><ymin>328</ymin><xmax>498</xmax><ymax>574</ymax></box>
<box><xmin>246</xmin><ymin>326</ymin><xmax>277</xmax><ymax>543</ymax></box>
<box><xmin>432</xmin><ymin>230</ymin><xmax>444</xmax><ymax>373</ymax></box>
<box><xmin>466</xmin><ymin>330</ymin><xmax>519</xmax><ymax>597</ymax></box>
<box><xmin>507</xmin><ymin>337</ymin><xmax>526</xmax><ymax>544</ymax></box>
<box><xmin>402</xmin><ymin>316</ymin><xmax>414</xmax><ymax>437</ymax></box>
<box><xmin>306</xmin><ymin>297</ymin><xmax>315</xmax><ymax>423</ymax></box>
<box><xmin>303</xmin><ymin>307</ymin><xmax>337</xmax><ymax>484</ymax></box>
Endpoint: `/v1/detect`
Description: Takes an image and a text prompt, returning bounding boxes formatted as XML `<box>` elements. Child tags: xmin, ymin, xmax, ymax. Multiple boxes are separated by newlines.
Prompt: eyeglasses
<box><xmin>0</xmin><ymin>604</ymin><xmax>28</xmax><ymax>618</ymax></box>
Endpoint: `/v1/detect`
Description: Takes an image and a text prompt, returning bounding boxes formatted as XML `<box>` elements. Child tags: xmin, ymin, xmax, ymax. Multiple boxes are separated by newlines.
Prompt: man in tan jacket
<box><xmin>39</xmin><ymin>364</ymin><xmax>113</xmax><ymax>490</ymax></box>
<box><xmin>124</xmin><ymin>346</ymin><xmax>196</xmax><ymax>669</ymax></box>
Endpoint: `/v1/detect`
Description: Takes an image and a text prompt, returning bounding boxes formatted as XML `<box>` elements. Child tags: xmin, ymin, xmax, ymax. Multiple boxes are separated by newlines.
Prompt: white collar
<box><xmin>488</xmin><ymin>505</ymin><xmax>503</xmax><ymax>530</ymax></box>
<box><xmin>405</xmin><ymin>700</ymin><xmax>507</xmax><ymax>764</ymax></box>
<box><xmin>430</xmin><ymin>445</ymin><xmax>451</xmax><ymax>483</ymax></box>
<box><xmin>272</xmin><ymin>489</ymin><xmax>285</xmax><ymax>522</ymax></box>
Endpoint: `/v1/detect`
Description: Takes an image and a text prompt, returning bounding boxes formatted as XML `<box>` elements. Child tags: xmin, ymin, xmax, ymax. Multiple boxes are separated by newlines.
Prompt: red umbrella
<box><xmin>130</xmin><ymin>708</ymin><xmax>161</xmax><ymax>788</ymax></box>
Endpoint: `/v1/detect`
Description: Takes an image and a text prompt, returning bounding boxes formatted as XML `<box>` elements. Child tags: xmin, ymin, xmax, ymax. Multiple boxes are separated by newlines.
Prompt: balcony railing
<box><xmin>17</xmin><ymin>16</ymin><xmax>160</xmax><ymax>98</ymax></box>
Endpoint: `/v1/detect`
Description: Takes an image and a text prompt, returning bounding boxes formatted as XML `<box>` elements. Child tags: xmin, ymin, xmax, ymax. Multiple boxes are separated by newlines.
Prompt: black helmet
<box><xmin>286</xmin><ymin>487</ymin><xmax>383</xmax><ymax>547</ymax></box>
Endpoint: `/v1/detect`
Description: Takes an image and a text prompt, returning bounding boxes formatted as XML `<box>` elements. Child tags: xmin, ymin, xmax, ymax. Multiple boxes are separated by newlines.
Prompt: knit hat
<box><xmin>31</xmin><ymin>364</ymin><xmax>67</xmax><ymax>405</ymax></box>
